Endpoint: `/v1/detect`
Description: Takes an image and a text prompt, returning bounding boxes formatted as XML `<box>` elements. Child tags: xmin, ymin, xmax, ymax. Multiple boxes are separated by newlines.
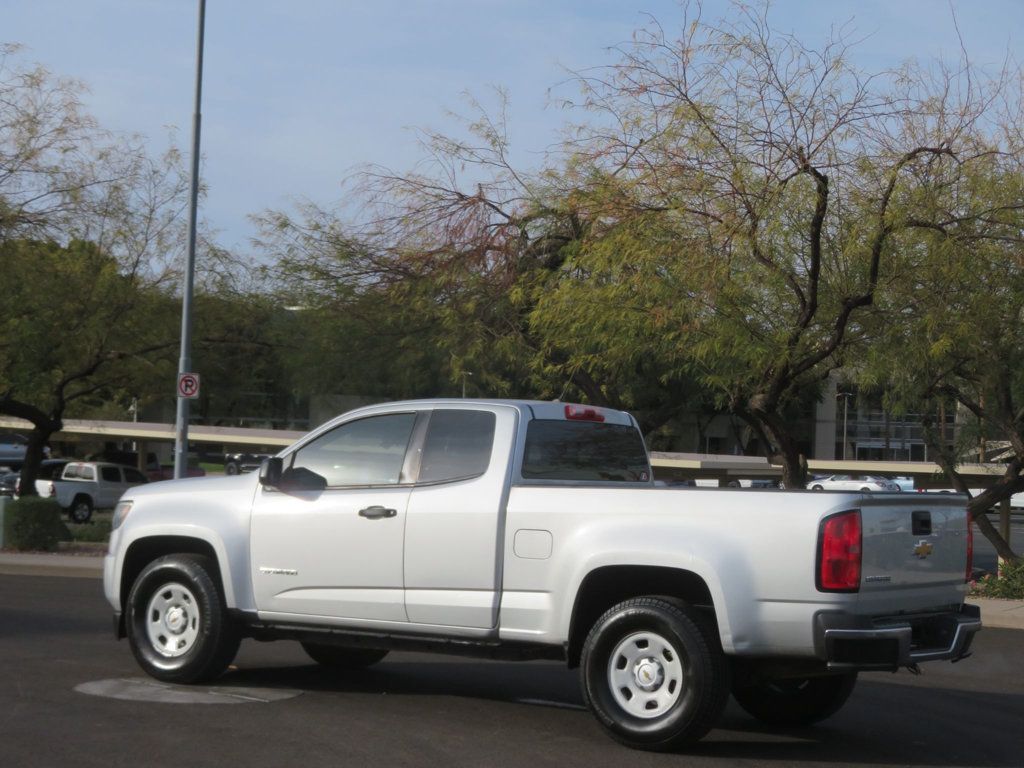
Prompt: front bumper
<box><xmin>816</xmin><ymin>603</ymin><xmax>981</xmax><ymax>671</ymax></box>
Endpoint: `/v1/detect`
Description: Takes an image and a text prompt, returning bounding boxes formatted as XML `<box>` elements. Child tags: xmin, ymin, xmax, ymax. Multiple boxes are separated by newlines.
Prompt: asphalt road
<box><xmin>1</xmin><ymin>574</ymin><xmax>1021</xmax><ymax>768</ymax></box>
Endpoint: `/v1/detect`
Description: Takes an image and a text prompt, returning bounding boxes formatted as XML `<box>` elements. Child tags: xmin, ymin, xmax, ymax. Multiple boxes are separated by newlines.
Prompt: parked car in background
<box><xmin>223</xmin><ymin>451</ymin><xmax>272</xmax><ymax>475</ymax></box>
<box><xmin>892</xmin><ymin>476</ymin><xmax>915</xmax><ymax>492</ymax></box>
<box><xmin>0</xmin><ymin>471</ymin><xmax>18</xmax><ymax>496</ymax></box>
<box><xmin>12</xmin><ymin>457</ymin><xmax>73</xmax><ymax>494</ymax></box>
<box><xmin>0</xmin><ymin>432</ymin><xmax>49</xmax><ymax>469</ymax></box>
<box><xmin>807</xmin><ymin>474</ymin><xmax>901</xmax><ymax>492</ymax></box>
<box><xmin>34</xmin><ymin>461</ymin><xmax>149</xmax><ymax>522</ymax></box>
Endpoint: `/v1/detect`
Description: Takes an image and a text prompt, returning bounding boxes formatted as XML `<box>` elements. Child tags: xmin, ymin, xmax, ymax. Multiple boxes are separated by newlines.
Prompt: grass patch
<box><xmin>66</xmin><ymin>511</ymin><xmax>113</xmax><ymax>544</ymax></box>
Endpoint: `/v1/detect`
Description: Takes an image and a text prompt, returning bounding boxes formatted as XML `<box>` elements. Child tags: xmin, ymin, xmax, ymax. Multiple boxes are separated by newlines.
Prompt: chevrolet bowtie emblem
<box><xmin>913</xmin><ymin>541</ymin><xmax>934</xmax><ymax>558</ymax></box>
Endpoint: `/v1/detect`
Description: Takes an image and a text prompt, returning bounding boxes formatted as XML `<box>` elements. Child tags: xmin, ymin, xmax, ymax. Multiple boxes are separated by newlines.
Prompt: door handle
<box><xmin>358</xmin><ymin>505</ymin><xmax>397</xmax><ymax>519</ymax></box>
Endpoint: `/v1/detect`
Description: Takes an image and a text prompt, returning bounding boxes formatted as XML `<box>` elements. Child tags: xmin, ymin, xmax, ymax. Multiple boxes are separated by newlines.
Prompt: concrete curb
<box><xmin>0</xmin><ymin>551</ymin><xmax>104</xmax><ymax>579</ymax></box>
<box><xmin>1</xmin><ymin>551</ymin><xmax>1022</xmax><ymax>630</ymax></box>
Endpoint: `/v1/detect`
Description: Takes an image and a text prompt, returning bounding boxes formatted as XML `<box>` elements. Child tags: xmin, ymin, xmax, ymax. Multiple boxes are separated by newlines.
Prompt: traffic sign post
<box><xmin>177</xmin><ymin>372</ymin><xmax>200</xmax><ymax>400</ymax></box>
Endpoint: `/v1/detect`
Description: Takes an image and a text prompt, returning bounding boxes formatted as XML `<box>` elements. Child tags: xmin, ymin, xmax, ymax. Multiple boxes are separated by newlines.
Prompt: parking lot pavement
<box><xmin>1</xmin><ymin>573</ymin><xmax>1023</xmax><ymax>768</ymax></box>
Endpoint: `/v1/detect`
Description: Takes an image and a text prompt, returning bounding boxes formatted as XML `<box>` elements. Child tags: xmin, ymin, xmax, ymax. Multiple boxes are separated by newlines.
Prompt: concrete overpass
<box><xmin>0</xmin><ymin>416</ymin><xmax>1012</xmax><ymax>489</ymax></box>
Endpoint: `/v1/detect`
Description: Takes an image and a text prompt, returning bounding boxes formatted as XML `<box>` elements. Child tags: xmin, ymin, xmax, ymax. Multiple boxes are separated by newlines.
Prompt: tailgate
<box><xmin>859</xmin><ymin>494</ymin><xmax>969</xmax><ymax>590</ymax></box>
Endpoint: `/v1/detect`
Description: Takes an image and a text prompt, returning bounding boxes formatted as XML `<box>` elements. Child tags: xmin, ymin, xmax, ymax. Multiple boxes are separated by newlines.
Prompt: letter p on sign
<box><xmin>177</xmin><ymin>372</ymin><xmax>200</xmax><ymax>399</ymax></box>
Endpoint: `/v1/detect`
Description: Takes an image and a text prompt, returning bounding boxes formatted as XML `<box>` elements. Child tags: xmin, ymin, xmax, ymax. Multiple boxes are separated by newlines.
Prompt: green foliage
<box><xmin>3</xmin><ymin>497</ymin><xmax>70</xmax><ymax>552</ymax></box>
<box><xmin>67</xmin><ymin>518</ymin><xmax>112</xmax><ymax>543</ymax></box>
<box><xmin>970</xmin><ymin>560</ymin><xmax>1024</xmax><ymax>600</ymax></box>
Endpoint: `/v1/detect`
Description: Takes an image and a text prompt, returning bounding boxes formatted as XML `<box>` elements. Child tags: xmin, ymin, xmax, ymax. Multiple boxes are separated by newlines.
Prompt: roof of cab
<box><xmin>333</xmin><ymin>398</ymin><xmax>637</xmax><ymax>426</ymax></box>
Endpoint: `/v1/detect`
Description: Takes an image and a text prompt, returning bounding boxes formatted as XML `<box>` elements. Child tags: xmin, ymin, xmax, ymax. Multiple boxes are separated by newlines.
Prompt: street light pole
<box><xmin>837</xmin><ymin>392</ymin><xmax>852</xmax><ymax>460</ymax></box>
<box><xmin>173</xmin><ymin>0</ymin><xmax>206</xmax><ymax>480</ymax></box>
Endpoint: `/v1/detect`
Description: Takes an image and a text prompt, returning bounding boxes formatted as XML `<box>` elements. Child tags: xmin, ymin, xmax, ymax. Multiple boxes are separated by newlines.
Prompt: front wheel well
<box><xmin>566</xmin><ymin>565</ymin><xmax>717</xmax><ymax>668</ymax></box>
<box><xmin>119</xmin><ymin>536</ymin><xmax>224</xmax><ymax>631</ymax></box>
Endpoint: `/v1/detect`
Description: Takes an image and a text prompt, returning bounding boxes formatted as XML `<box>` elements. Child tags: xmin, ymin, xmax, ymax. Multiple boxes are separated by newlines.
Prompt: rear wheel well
<box><xmin>566</xmin><ymin>565</ymin><xmax>717</xmax><ymax>668</ymax></box>
<box><xmin>120</xmin><ymin>536</ymin><xmax>223</xmax><ymax>626</ymax></box>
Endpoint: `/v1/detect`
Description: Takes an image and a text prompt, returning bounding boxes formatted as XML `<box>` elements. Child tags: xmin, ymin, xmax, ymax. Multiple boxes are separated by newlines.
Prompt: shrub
<box><xmin>970</xmin><ymin>560</ymin><xmax>1024</xmax><ymax>600</ymax></box>
<box><xmin>3</xmin><ymin>497</ymin><xmax>70</xmax><ymax>552</ymax></box>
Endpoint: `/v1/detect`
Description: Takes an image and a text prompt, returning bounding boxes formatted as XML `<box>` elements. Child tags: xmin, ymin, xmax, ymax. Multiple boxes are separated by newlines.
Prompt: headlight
<box><xmin>111</xmin><ymin>500</ymin><xmax>133</xmax><ymax>530</ymax></box>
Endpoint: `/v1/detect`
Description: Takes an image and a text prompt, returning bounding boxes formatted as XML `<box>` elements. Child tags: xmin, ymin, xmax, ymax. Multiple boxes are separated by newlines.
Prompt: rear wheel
<box><xmin>580</xmin><ymin>597</ymin><xmax>729</xmax><ymax>751</ymax></box>
<box><xmin>126</xmin><ymin>554</ymin><xmax>240</xmax><ymax>683</ymax></box>
<box><xmin>301</xmin><ymin>643</ymin><xmax>388</xmax><ymax>669</ymax></box>
<box><xmin>68</xmin><ymin>495</ymin><xmax>93</xmax><ymax>523</ymax></box>
<box><xmin>224</xmin><ymin>461</ymin><xmax>241</xmax><ymax>476</ymax></box>
<box><xmin>732</xmin><ymin>673</ymin><xmax>857</xmax><ymax>727</ymax></box>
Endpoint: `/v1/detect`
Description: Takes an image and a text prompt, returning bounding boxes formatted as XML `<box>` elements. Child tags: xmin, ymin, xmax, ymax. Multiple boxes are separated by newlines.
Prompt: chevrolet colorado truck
<box><xmin>103</xmin><ymin>400</ymin><xmax>980</xmax><ymax>750</ymax></box>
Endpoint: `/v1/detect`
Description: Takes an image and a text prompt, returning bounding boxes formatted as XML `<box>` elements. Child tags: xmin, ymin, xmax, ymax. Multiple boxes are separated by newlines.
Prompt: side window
<box><xmin>418</xmin><ymin>410</ymin><xmax>496</xmax><ymax>484</ymax></box>
<box><xmin>291</xmin><ymin>413</ymin><xmax>416</xmax><ymax>487</ymax></box>
<box><xmin>124</xmin><ymin>468</ymin><xmax>148</xmax><ymax>484</ymax></box>
<box><xmin>79</xmin><ymin>465</ymin><xmax>96</xmax><ymax>481</ymax></box>
<box><xmin>101</xmin><ymin>466</ymin><xmax>121</xmax><ymax>482</ymax></box>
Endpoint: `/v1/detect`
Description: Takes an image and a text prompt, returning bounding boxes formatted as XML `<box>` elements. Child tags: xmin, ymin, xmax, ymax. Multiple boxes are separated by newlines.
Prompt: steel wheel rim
<box><xmin>145</xmin><ymin>582</ymin><xmax>201</xmax><ymax>658</ymax></box>
<box><xmin>607</xmin><ymin>630</ymin><xmax>685</xmax><ymax>719</ymax></box>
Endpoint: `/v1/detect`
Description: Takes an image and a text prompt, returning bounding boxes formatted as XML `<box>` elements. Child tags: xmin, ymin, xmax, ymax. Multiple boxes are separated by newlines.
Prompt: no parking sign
<box><xmin>177</xmin><ymin>372</ymin><xmax>200</xmax><ymax>399</ymax></box>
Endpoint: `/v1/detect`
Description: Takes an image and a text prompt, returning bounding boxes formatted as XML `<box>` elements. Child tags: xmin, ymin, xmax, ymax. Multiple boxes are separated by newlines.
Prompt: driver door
<box><xmin>250</xmin><ymin>411</ymin><xmax>419</xmax><ymax>623</ymax></box>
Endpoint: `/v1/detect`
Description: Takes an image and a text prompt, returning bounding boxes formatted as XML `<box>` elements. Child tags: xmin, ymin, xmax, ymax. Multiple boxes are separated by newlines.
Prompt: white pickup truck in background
<box><xmin>103</xmin><ymin>400</ymin><xmax>980</xmax><ymax>751</ymax></box>
<box><xmin>36</xmin><ymin>461</ymin><xmax>149</xmax><ymax>522</ymax></box>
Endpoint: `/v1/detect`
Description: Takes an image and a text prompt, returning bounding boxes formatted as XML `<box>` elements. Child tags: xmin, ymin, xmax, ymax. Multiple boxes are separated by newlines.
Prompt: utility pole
<box><xmin>174</xmin><ymin>0</ymin><xmax>206</xmax><ymax>480</ymax></box>
<box><xmin>837</xmin><ymin>392</ymin><xmax>853</xmax><ymax>461</ymax></box>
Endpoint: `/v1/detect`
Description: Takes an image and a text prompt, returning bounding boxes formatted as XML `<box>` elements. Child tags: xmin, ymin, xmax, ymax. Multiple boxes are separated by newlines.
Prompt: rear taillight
<box><xmin>564</xmin><ymin>404</ymin><xmax>605</xmax><ymax>422</ymax></box>
<box><xmin>965</xmin><ymin>508</ymin><xmax>974</xmax><ymax>582</ymax></box>
<box><xmin>817</xmin><ymin>510</ymin><xmax>862</xmax><ymax>592</ymax></box>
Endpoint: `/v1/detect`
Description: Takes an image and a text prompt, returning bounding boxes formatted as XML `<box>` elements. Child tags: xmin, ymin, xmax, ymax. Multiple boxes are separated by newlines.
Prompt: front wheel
<box><xmin>732</xmin><ymin>673</ymin><xmax>858</xmax><ymax>727</ymax></box>
<box><xmin>580</xmin><ymin>597</ymin><xmax>729</xmax><ymax>751</ymax></box>
<box><xmin>810</xmin><ymin>485</ymin><xmax>824</xmax><ymax>491</ymax></box>
<box><xmin>126</xmin><ymin>554</ymin><xmax>240</xmax><ymax>683</ymax></box>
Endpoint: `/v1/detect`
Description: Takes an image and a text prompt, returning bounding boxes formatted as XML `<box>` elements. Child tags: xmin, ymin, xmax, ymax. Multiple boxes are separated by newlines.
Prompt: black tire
<box><xmin>301</xmin><ymin>642</ymin><xmax>389</xmax><ymax>669</ymax></box>
<box><xmin>580</xmin><ymin>597</ymin><xmax>729</xmax><ymax>751</ymax></box>
<box><xmin>860</xmin><ymin>487</ymin><xmax>871</xmax><ymax>492</ymax></box>
<box><xmin>224</xmin><ymin>461</ymin><xmax>241</xmax><ymax>476</ymax></box>
<box><xmin>810</xmin><ymin>485</ymin><xmax>824</xmax><ymax>491</ymax></box>
<box><xmin>732</xmin><ymin>672</ymin><xmax>858</xmax><ymax>727</ymax></box>
<box><xmin>126</xmin><ymin>554</ymin><xmax>240</xmax><ymax>684</ymax></box>
<box><xmin>68</xmin><ymin>495</ymin><xmax>93</xmax><ymax>523</ymax></box>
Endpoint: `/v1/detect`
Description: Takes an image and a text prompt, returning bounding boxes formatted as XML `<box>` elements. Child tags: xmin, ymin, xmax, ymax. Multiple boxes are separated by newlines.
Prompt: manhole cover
<box><xmin>75</xmin><ymin>677</ymin><xmax>302</xmax><ymax>704</ymax></box>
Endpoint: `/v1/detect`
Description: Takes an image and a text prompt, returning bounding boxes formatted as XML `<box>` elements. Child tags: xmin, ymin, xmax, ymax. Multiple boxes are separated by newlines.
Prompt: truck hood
<box><xmin>126</xmin><ymin>472</ymin><xmax>259</xmax><ymax>499</ymax></box>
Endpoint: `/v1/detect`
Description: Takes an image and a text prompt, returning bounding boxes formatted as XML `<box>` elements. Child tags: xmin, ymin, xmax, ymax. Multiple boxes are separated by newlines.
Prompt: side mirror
<box><xmin>278</xmin><ymin>466</ymin><xmax>327</xmax><ymax>493</ymax></box>
<box><xmin>259</xmin><ymin>457</ymin><xmax>282</xmax><ymax>487</ymax></box>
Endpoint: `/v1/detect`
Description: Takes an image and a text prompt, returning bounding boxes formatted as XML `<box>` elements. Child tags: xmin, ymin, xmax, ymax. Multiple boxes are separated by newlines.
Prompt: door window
<box><xmin>101</xmin><ymin>466</ymin><xmax>121</xmax><ymax>482</ymax></box>
<box><xmin>418</xmin><ymin>410</ymin><xmax>496</xmax><ymax>483</ymax></box>
<box><xmin>290</xmin><ymin>413</ymin><xmax>416</xmax><ymax>487</ymax></box>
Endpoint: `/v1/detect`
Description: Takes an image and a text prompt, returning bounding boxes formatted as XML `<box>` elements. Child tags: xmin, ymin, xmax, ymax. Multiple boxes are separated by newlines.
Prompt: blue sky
<box><xmin>5</xmin><ymin>1</ymin><xmax>1022</xmax><ymax>253</ymax></box>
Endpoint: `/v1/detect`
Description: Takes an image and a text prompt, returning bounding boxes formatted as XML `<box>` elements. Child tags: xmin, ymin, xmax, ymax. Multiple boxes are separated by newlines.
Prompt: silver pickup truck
<box><xmin>103</xmin><ymin>400</ymin><xmax>980</xmax><ymax>751</ymax></box>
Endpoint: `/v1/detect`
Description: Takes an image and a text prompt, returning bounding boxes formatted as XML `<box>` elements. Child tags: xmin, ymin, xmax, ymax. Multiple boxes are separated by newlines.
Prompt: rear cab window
<box><xmin>418</xmin><ymin>409</ymin><xmax>496</xmax><ymax>484</ymax></box>
<box><xmin>520</xmin><ymin>405</ymin><xmax>651</xmax><ymax>483</ymax></box>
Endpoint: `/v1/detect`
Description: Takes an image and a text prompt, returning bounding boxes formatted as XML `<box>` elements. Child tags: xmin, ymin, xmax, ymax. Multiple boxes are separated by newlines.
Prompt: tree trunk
<box><xmin>0</xmin><ymin>395</ymin><xmax>63</xmax><ymax>499</ymax></box>
<box><xmin>16</xmin><ymin>429</ymin><xmax>54</xmax><ymax>498</ymax></box>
